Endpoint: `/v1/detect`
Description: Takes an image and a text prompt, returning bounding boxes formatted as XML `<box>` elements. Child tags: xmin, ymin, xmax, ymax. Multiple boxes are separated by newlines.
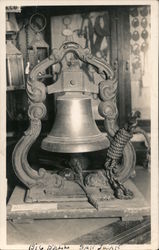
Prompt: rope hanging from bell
<box><xmin>104</xmin><ymin>111</ymin><xmax>141</xmax><ymax>200</ymax></box>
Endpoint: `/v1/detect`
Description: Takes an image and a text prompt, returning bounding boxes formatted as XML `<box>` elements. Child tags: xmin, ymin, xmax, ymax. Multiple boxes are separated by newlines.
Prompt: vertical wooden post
<box><xmin>110</xmin><ymin>8</ymin><xmax>132</xmax><ymax>127</ymax></box>
<box><xmin>118</xmin><ymin>8</ymin><xmax>132</xmax><ymax>127</ymax></box>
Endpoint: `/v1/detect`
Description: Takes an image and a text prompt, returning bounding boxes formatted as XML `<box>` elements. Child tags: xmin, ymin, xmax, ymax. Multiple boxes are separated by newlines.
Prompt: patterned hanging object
<box><xmin>129</xmin><ymin>6</ymin><xmax>150</xmax><ymax>96</ymax></box>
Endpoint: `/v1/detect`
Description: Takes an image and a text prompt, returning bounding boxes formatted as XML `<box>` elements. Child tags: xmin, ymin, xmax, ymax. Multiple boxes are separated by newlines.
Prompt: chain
<box><xmin>105</xmin><ymin>128</ymin><xmax>134</xmax><ymax>199</ymax></box>
<box><xmin>104</xmin><ymin>111</ymin><xmax>141</xmax><ymax>200</ymax></box>
<box><xmin>25</xmin><ymin>24</ymin><xmax>30</xmax><ymax>75</ymax></box>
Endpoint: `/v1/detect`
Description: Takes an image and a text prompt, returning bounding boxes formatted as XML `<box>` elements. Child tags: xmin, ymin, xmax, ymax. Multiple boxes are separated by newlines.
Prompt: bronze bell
<box><xmin>41</xmin><ymin>93</ymin><xmax>110</xmax><ymax>153</ymax></box>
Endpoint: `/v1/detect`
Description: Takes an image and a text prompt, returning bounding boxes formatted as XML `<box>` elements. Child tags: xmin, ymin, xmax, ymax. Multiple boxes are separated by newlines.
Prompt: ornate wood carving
<box><xmin>12</xmin><ymin>77</ymin><xmax>64</xmax><ymax>192</ymax></box>
<box><xmin>29</xmin><ymin>41</ymin><xmax>119</xmax><ymax>140</ymax></box>
<box><xmin>134</xmin><ymin>126</ymin><xmax>151</xmax><ymax>168</ymax></box>
<box><xmin>98</xmin><ymin>79</ymin><xmax>118</xmax><ymax>137</ymax></box>
<box><xmin>12</xmin><ymin>41</ymin><xmax>138</xmax><ymax>205</ymax></box>
<box><xmin>12</xmin><ymin>79</ymin><xmax>47</xmax><ymax>188</ymax></box>
<box><xmin>97</xmin><ymin>70</ymin><xmax>136</xmax><ymax>185</ymax></box>
<box><xmin>29</xmin><ymin>42</ymin><xmax>114</xmax><ymax>81</ymax></box>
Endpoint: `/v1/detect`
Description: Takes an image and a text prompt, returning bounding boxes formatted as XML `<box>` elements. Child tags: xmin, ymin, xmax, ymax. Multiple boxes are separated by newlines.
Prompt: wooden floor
<box><xmin>7</xmin><ymin>166</ymin><xmax>150</xmax><ymax>245</ymax></box>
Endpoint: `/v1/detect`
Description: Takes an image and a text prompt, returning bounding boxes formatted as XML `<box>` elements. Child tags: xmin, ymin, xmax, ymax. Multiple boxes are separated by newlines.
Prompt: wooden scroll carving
<box><xmin>12</xmin><ymin>42</ymin><xmax>136</xmax><ymax>204</ymax></box>
<box><xmin>12</xmin><ymin>76</ymin><xmax>63</xmax><ymax>197</ymax></box>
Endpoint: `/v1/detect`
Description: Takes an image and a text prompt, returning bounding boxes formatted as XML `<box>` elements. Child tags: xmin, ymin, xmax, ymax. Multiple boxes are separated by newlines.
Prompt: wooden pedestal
<box><xmin>7</xmin><ymin>179</ymin><xmax>150</xmax><ymax>223</ymax></box>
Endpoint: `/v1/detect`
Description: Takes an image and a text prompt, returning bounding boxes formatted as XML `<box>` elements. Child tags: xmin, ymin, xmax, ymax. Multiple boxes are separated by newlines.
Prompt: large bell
<box><xmin>41</xmin><ymin>93</ymin><xmax>110</xmax><ymax>153</ymax></box>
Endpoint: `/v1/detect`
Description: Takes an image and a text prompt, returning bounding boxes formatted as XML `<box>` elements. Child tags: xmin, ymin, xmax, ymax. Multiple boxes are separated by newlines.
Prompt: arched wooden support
<box><xmin>12</xmin><ymin>41</ymin><xmax>136</xmax><ymax>204</ymax></box>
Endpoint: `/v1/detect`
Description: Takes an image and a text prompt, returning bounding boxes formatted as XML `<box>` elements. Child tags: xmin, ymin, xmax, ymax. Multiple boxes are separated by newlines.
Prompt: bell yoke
<box><xmin>12</xmin><ymin>42</ymin><xmax>138</xmax><ymax>208</ymax></box>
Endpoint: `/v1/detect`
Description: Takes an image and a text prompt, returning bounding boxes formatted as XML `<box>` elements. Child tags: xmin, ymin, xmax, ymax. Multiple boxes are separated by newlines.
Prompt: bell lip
<box><xmin>42</xmin><ymin>133</ymin><xmax>108</xmax><ymax>142</ymax></box>
<box><xmin>41</xmin><ymin>136</ymin><xmax>110</xmax><ymax>153</ymax></box>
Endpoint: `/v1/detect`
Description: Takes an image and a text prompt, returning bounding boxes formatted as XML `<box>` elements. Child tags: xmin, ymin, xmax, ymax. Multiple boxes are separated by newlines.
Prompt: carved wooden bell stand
<box><xmin>8</xmin><ymin>42</ymin><xmax>150</xmax><ymax>222</ymax></box>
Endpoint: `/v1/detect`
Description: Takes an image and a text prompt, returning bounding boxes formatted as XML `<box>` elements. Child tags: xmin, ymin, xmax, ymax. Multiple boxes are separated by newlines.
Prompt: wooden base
<box><xmin>7</xmin><ymin>180</ymin><xmax>150</xmax><ymax>223</ymax></box>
